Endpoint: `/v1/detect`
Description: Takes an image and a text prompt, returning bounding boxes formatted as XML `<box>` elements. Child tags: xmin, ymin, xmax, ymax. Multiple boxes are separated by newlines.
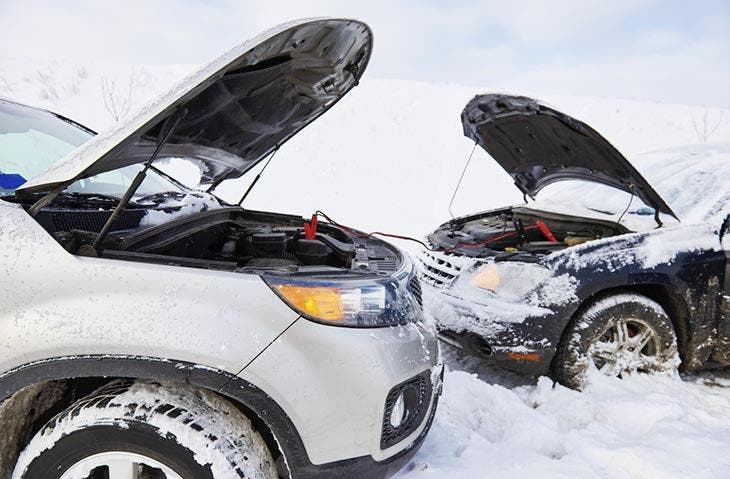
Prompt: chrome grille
<box><xmin>417</xmin><ymin>250</ymin><xmax>475</xmax><ymax>287</ymax></box>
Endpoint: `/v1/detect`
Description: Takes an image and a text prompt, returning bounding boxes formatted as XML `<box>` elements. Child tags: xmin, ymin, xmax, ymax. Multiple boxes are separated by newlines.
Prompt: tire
<box><xmin>12</xmin><ymin>380</ymin><xmax>277</xmax><ymax>479</ymax></box>
<box><xmin>553</xmin><ymin>293</ymin><xmax>679</xmax><ymax>389</ymax></box>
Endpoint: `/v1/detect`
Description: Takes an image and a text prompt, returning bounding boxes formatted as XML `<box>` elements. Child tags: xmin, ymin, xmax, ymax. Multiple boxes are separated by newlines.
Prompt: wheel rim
<box><xmin>61</xmin><ymin>451</ymin><xmax>184</xmax><ymax>479</ymax></box>
<box><xmin>588</xmin><ymin>317</ymin><xmax>662</xmax><ymax>377</ymax></box>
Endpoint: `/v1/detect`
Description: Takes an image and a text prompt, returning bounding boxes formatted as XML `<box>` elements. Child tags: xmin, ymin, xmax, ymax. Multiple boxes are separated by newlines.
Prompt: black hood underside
<box><xmin>461</xmin><ymin>94</ymin><xmax>677</xmax><ymax>220</ymax></box>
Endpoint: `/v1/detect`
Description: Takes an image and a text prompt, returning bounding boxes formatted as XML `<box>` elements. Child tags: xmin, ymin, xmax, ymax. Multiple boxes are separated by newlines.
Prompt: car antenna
<box><xmin>448</xmin><ymin>142</ymin><xmax>478</xmax><ymax>219</ymax></box>
<box><xmin>237</xmin><ymin>146</ymin><xmax>278</xmax><ymax>206</ymax></box>
<box><xmin>82</xmin><ymin>107</ymin><xmax>188</xmax><ymax>256</ymax></box>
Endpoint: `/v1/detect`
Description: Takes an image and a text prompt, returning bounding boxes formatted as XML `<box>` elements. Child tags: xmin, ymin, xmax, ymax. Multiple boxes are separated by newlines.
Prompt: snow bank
<box><xmin>397</xmin><ymin>360</ymin><xmax>730</xmax><ymax>479</ymax></box>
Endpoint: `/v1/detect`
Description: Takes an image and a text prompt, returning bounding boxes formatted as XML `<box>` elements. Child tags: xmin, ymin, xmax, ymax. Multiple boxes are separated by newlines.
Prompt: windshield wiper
<box><xmin>134</xmin><ymin>190</ymin><xmax>188</xmax><ymax>205</ymax></box>
<box><xmin>65</xmin><ymin>191</ymin><xmax>125</xmax><ymax>203</ymax></box>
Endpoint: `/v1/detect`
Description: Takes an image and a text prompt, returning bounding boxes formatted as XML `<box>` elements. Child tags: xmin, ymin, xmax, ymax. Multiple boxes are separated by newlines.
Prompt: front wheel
<box><xmin>12</xmin><ymin>380</ymin><xmax>277</xmax><ymax>479</ymax></box>
<box><xmin>553</xmin><ymin>293</ymin><xmax>680</xmax><ymax>389</ymax></box>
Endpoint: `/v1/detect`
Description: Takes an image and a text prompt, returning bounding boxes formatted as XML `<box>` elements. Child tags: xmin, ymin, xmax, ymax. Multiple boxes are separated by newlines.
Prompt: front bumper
<box><xmin>427</xmin><ymin>288</ymin><xmax>561</xmax><ymax>376</ymax></box>
<box><xmin>285</xmin><ymin>368</ymin><xmax>441</xmax><ymax>479</ymax></box>
<box><xmin>438</xmin><ymin>328</ymin><xmax>555</xmax><ymax>375</ymax></box>
<box><xmin>239</xmin><ymin>317</ymin><xmax>441</xmax><ymax>477</ymax></box>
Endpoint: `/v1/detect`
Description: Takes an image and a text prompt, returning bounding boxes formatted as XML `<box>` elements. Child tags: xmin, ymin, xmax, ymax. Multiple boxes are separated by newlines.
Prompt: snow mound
<box><xmin>397</xmin><ymin>365</ymin><xmax>730</xmax><ymax>479</ymax></box>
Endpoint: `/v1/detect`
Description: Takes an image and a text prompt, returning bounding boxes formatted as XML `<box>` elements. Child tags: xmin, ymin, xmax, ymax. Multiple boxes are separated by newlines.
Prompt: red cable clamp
<box><xmin>303</xmin><ymin>214</ymin><xmax>318</xmax><ymax>240</ymax></box>
<box><xmin>535</xmin><ymin>220</ymin><xmax>558</xmax><ymax>243</ymax></box>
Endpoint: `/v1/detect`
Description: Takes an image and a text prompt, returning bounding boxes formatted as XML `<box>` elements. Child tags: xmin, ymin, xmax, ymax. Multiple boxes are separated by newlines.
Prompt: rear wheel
<box><xmin>553</xmin><ymin>293</ymin><xmax>679</xmax><ymax>389</ymax></box>
<box><xmin>12</xmin><ymin>380</ymin><xmax>277</xmax><ymax>479</ymax></box>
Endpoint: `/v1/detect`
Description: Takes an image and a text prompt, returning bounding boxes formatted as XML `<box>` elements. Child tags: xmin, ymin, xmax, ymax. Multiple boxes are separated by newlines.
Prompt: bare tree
<box><xmin>101</xmin><ymin>67</ymin><xmax>142</xmax><ymax>122</ymax></box>
<box><xmin>0</xmin><ymin>74</ymin><xmax>12</xmax><ymax>92</ymax></box>
<box><xmin>36</xmin><ymin>68</ymin><xmax>59</xmax><ymax>101</ymax></box>
<box><xmin>692</xmin><ymin>107</ymin><xmax>724</xmax><ymax>143</ymax></box>
<box><xmin>101</xmin><ymin>76</ymin><xmax>131</xmax><ymax>122</ymax></box>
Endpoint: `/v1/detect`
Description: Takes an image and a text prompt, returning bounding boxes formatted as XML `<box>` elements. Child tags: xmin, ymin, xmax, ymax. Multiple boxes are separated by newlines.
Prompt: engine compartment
<box><xmin>111</xmin><ymin>209</ymin><xmax>357</xmax><ymax>272</ymax></box>
<box><xmin>19</xmin><ymin>196</ymin><xmax>401</xmax><ymax>276</ymax></box>
<box><xmin>429</xmin><ymin>206</ymin><xmax>628</xmax><ymax>258</ymax></box>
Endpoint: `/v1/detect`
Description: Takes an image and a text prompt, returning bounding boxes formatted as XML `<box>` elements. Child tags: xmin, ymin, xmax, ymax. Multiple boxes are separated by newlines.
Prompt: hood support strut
<box><xmin>84</xmin><ymin>107</ymin><xmax>187</xmax><ymax>255</ymax></box>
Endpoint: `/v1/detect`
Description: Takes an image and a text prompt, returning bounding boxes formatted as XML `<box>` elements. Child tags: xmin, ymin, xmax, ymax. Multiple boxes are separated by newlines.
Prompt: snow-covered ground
<box><xmin>397</xmin><ymin>347</ymin><xmax>730</xmax><ymax>479</ymax></box>
<box><xmin>3</xmin><ymin>61</ymin><xmax>730</xmax><ymax>478</ymax></box>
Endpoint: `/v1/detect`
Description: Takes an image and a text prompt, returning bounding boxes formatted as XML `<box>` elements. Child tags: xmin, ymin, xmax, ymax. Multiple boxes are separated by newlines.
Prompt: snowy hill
<box><xmin>2</xmin><ymin>60</ymin><xmax>730</xmax><ymax>239</ymax></box>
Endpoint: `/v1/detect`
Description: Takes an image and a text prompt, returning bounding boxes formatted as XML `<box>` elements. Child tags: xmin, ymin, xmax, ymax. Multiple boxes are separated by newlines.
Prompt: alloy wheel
<box><xmin>61</xmin><ymin>452</ymin><xmax>183</xmax><ymax>479</ymax></box>
<box><xmin>588</xmin><ymin>317</ymin><xmax>662</xmax><ymax>377</ymax></box>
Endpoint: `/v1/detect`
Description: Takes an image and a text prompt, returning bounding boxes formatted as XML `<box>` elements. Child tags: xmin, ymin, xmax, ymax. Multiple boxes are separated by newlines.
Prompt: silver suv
<box><xmin>0</xmin><ymin>19</ymin><xmax>440</xmax><ymax>479</ymax></box>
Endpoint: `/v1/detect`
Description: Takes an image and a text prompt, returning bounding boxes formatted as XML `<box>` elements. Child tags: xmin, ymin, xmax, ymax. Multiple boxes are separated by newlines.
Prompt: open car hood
<box><xmin>461</xmin><ymin>94</ymin><xmax>677</xmax><ymax>220</ymax></box>
<box><xmin>19</xmin><ymin>18</ymin><xmax>372</xmax><ymax>195</ymax></box>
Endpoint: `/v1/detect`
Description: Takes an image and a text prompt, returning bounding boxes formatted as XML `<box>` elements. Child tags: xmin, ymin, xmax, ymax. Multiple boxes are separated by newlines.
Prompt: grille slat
<box><xmin>46</xmin><ymin>209</ymin><xmax>146</xmax><ymax>233</ymax></box>
<box><xmin>408</xmin><ymin>276</ymin><xmax>423</xmax><ymax>307</ymax></box>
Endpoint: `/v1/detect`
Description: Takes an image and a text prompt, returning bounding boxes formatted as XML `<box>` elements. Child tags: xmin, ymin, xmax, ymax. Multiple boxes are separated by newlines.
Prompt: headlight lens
<box><xmin>470</xmin><ymin>264</ymin><xmax>501</xmax><ymax>290</ymax></box>
<box><xmin>467</xmin><ymin>262</ymin><xmax>550</xmax><ymax>299</ymax></box>
<box><xmin>265</xmin><ymin>276</ymin><xmax>419</xmax><ymax>327</ymax></box>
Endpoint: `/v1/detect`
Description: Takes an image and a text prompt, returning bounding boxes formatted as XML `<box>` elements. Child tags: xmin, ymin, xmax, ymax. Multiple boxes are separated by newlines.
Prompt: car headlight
<box><xmin>265</xmin><ymin>276</ymin><xmax>419</xmax><ymax>327</ymax></box>
<box><xmin>468</xmin><ymin>262</ymin><xmax>550</xmax><ymax>299</ymax></box>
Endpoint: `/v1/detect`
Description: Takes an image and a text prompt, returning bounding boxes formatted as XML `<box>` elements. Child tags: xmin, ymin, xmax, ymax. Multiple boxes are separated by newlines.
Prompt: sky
<box><xmin>1</xmin><ymin>0</ymin><xmax>729</xmax><ymax>106</ymax></box>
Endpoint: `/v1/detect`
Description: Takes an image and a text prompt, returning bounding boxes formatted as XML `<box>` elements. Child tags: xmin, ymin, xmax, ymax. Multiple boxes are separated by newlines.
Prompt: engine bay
<box><xmin>15</xmin><ymin>194</ymin><xmax>402</xmax><ymax>276</ymax></box>
<box><xmin>428</xmin><ymin>206</ymin><xmax>628</xmax><ymax>258</ymax></box>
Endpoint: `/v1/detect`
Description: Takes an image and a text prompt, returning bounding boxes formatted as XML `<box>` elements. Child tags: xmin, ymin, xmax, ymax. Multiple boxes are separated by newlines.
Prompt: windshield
<box><xmin>0</xmin><ymin>100</ymin><xmax>188</xmax><ymax>200</ymax></box>
<box><xmin>0</xmin><ymin>100</ymin><xmax>92</xmax><ymax>193</ymax></box>
<box><xmin>537</xmin><ymin>144</ymin><xmax>730</xmax><ymax>225</ymax></box>
<box><xmin>65</xmin><ymin>164</ymin><xmax>185</xmax><ymax>198</ymax></box>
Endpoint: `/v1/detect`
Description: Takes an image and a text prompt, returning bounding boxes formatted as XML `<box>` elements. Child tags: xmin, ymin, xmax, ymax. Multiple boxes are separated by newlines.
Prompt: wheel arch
<box><xmin>0</xmin><ymin>355</ymin><xmax>305</xmax><ymax>478</ymax></box>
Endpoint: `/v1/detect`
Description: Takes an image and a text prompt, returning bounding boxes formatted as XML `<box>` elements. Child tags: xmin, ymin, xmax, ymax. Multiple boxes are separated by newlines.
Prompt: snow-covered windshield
<box><xmin>536</xmin><ymin>143</ymin><xmax>730</xmax><ymax>226</ymax></box>
<box><xmin>0</xmin><ymin>100</ymin><xmax>91</xmax><ymax>192</ymax></box>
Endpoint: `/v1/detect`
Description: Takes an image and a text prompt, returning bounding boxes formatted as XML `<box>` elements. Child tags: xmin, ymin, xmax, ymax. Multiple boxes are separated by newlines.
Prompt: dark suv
<box><xmin>420</xmin><ymin>94</ymin><xmax>729</xmax><ymax>388</ymax></box>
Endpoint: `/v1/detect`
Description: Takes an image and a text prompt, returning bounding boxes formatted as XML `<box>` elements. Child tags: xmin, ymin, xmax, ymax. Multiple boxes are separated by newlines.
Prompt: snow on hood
<box><xmin>547</xmin><ymin>222</ymin><xmax>722</xmax><ymax>273</ymax></box>
<box><xmin>461</xmin><ymin>94</ymin><xmax>677</xmax><ymax>220</ymax></box>
<box><xmin>17</xmin><ymin>18</ymin><xmax>372</xmax><ymax>194</ymax></box>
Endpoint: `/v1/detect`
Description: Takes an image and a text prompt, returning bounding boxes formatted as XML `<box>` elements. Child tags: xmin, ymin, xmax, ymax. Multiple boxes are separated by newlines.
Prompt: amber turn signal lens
<box><xmin>274</xmin><ymin>285</ymin><xmax>344</xmax><ymax>321</ymax></box>
<box><xmin>505</xmin><ymin>351</ymin><xmax>541</xmax><ymax>362</ymax></box>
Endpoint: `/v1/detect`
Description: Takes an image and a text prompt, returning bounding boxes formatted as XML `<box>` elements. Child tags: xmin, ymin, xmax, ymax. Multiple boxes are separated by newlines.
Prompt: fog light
<box><xmin>389</xmin><ymin>393</ymin><xmax>407</xmax><ymax>428</ymax></box>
